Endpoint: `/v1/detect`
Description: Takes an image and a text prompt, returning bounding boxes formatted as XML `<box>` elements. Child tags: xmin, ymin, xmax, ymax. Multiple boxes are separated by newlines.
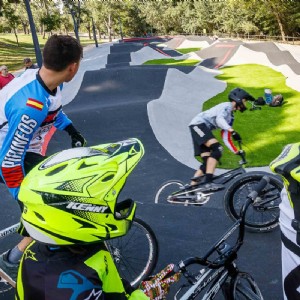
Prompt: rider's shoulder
<box><xmin>215</xmin><ymin>102</ymin><xmax>232</xmax><ymax>110</ymax></box>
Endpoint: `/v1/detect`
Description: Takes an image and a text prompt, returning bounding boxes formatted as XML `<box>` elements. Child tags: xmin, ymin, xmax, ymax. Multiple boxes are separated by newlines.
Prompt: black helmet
<box><xmin>228</xmin><ymin>88</ymin><xmax>254</xmax><ymax>112</ymax></box>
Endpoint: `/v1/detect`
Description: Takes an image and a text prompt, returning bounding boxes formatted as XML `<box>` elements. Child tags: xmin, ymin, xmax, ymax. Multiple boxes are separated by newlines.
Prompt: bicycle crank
<box><xmin>167</xmin><ymin>192</ymin><xmax>211</xmax><ymax>206</ymax></box>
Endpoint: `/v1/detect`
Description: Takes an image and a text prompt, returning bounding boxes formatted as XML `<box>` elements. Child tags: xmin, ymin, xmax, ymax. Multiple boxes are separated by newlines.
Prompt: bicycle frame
<box><xmin>167</xmin><ymin>165</ymin><xmax>246</xmax><ymax>204</ymax></box>
<box><xmin>175</xmin><ymin>219</ymin><xmax>242</xmax><ymax>299</ymax></box>
<box><xmin>173</xmin><ymin>177</ymin><xmax>269</xmax><ymax>300</ymax></box>
<box><xmin>211</xmin><ymin>166</ymin><xmax>246</xmax><ymax>185</ymax></box>
<box><xmin>176</xmin><ymin>143</ymin><xmax>247</xmax><ymax>197</ymax></box>
<box><xmin>0</xmin><ymin>223</ymin><xmax>20</xmax><ymax>289</ymax></box>
<box><xmin>175</xmin><ymin>264</ymin><xmax>230</xmax><ymax>300</ymax></box>
<box><xmin>0</xmin><ymin>223</ymin><xmax>19</xmax><ymax>239</ymax></box>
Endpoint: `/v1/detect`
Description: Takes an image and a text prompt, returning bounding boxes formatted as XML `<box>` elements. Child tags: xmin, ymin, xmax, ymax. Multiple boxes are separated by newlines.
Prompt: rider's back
<box><xmin>16</xmin><ymin>240</ymin><xmax>147</xmax><ymax>300</ymax></box>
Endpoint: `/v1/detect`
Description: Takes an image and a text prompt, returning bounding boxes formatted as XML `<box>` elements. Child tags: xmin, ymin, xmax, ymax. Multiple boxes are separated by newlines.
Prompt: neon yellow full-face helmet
<box><xmin>18</xmin><ymin>138</ymin><xmax>144</xmax><ymax>245</ymax></box>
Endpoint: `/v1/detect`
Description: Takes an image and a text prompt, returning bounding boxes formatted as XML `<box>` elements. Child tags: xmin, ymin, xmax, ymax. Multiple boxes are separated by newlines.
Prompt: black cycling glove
<box><xmin>64</xmin><ymin>124</ymin><xmax>87</xmax><ymax>148</ymax></box>
<box><xmin>232</xmin><ymin>131</ymin><xmax>242</xmax><ymax>142</ymax></box>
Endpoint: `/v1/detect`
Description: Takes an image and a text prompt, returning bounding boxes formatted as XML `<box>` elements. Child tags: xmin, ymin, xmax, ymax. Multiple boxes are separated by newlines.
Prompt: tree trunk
<box><xmin>87</xmin><ymin>23</ymin><xmax>92</xmax><ymax>39</ymax></box>
<box><xmin>97</xmin><ymin>26</ymin><xmax>101</xmax><ymax>39</ymax></box>
<box><xmin>13</xmin><ymin>28</ymin><xmax>19</xmax><ymax>47</ymax></box>
<box><xmin>106</xmin><ymin>13</ymin><xmax>112</xmax><ymax>42</ymax></box>
<box><xmin>274</xmin><ymin>11</ymin><xmax>286</xmax><ymax>42</ymax></box>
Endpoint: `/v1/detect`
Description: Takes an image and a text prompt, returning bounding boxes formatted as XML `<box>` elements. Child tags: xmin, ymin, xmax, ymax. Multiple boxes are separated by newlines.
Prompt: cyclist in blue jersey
<box><xmin>0</xmin><ymin>34</ymin><xmax>86</xmax><ymax>284</ymax></box>
<box><xmin>188</xmin><ymin>87</ymin><xmax>254</xmax><ymax>188</ymax></box>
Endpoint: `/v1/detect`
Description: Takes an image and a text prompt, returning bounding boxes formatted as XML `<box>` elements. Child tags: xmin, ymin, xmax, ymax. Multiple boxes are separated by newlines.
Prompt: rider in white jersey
<box><xmin>188</xmin><ymin>87</ymin><xmax>254</xmax><ymax>187</ymax></box>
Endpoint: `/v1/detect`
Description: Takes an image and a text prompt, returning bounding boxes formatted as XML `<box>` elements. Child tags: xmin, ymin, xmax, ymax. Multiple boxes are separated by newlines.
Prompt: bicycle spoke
<box><xmin>108</xmin><ymin>218</ymin><xmax>158</xmax><ymax>287</ymax></box>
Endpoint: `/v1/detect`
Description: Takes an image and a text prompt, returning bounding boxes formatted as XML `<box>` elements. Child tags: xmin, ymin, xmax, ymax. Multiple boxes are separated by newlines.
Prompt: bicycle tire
<box><xmin>106</xmin><ymin>217</ymin><xmax>159</xmax><ymax>288</ymax></box>
<box><xmin>224</xmin><ymin>171</ymin><xmax>283</xmax><ymax>233</ymax></box>
<box><xmin>230</xmin><ymin>272</ymin><xmax>263</xmax><ymax>300</ymax></box>
<box><xmin>154</xmin><ymin>180</ymin><xmax>185</xmax><ymax>204</ymax></box>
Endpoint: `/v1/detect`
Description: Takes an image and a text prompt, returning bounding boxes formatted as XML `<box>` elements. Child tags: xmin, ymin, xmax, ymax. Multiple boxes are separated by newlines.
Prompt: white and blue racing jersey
<box><xmin>0</xmin><ymin>69</ymin><xmax>72</xmax><ymax>199</ymax></box>
<box><xmin>189</xmin><ymin>102</ymin><xmax>234</xmax><ymax>131</ymax></box>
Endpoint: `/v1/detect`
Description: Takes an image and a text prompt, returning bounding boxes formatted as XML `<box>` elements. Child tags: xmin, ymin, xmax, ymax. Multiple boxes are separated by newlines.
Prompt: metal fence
<box><xmin>185</xmin><ymin>33</ymin><xmax>300</xmax><ymax>45</ymax></box>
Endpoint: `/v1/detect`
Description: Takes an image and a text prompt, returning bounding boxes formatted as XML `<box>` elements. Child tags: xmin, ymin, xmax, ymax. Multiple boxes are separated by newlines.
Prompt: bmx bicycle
<box><xmin>173</xmin><ymin>176</ymin><xmax>270</xmax><ymax>299</ymax></box>
<box><xmin>155</xmin><ymin>143</ymin><xmax>283</xmax><ymax>233</ymax></box>
<box><xmin>0</xmin><ymin>217</ymin><xmax>158</xmax><ymax>293</ymax></box>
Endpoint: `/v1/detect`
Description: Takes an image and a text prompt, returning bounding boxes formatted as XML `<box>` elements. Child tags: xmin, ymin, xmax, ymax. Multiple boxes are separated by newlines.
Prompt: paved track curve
<box><xmin>1</xmin><ymin>36</ymin><xmax>294</xmax><ymax>299</ymax></box>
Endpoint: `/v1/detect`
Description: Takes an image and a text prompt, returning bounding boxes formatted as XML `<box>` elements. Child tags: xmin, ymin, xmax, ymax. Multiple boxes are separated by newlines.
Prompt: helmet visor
<box><xmin>115</xmin><ymin>199</ymin><xmax>136</xmax><ymax>220</ymax></box>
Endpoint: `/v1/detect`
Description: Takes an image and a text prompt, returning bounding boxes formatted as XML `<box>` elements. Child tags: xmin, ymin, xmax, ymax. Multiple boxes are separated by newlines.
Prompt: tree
<box><xmin>84</xmin><ymin>0</ymin><xmax>124</xmax><ymax>42</ymax></box>
<box><xmin>244</xmin><ymin>0</ymin><xmax>300</xmax><ymax>40</ymax></box>
<box><xmin>2</xmin><ymin>0</ymin><xmax>21</xmax><ymax>45</ymax></box>
<box><xmin>40</xmin><ymin>14</ymin><xmax>60</xmax><ymax>37</ymax></box>
<box><xmin>62</xmin><ymin>0</ymin><xmax>82</xmax><ymax>41</ymax></box>
<box><xmin>28</xmin><ymin>0</ymin><xmax>62</xmax><ymax>38</ymax></box>
<box><xmin>137</xmin><ymin>1</ymin><xmax>174</xmax><ymax>34</ymax></box>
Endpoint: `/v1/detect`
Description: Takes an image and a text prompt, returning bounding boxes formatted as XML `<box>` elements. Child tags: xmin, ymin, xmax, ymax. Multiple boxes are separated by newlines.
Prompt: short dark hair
<box><xmin>23</xmin><ymin>58</ymin><xmax>32</xmax><ymax>64</ymax></box>
<box><xmin>43</xmin><ymin>35</ymin><xmax>83</xmax><ymax>71</ymax></box>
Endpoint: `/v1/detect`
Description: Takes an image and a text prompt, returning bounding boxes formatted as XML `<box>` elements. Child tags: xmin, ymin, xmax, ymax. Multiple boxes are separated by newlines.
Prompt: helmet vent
<box><xmin>101</xmin><ymin>174</ymin><xmax>115</xmax><ymax>182</ymax></box>
<box><xmin>78</xmin><ymin>162</ymin><xmax>98</xmax><ymax>170</ymax></box>
<box><xmin>46</xmin><ymin>165</ymin><xmax>67</xmax><ymax>176</ymax></box>
<box><xmin>34</xmin><ymin>212</ymin><xmax>45</xmax><ymax>222</ymax></box>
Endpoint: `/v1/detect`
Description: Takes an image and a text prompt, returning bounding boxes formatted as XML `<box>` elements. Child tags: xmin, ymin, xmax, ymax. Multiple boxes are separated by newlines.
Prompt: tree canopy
<box><xmin>0</xmin><ymin>0</ymin><xmax>299</xmax><ymax>41</ymax></box>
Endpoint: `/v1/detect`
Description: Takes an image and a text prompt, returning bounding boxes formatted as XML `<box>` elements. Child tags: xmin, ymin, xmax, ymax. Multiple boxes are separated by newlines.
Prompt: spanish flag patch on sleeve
<box><xmin>26</xmin><ymin>98</ymin><xmax>44</xmax><ymax>111</ymax></box>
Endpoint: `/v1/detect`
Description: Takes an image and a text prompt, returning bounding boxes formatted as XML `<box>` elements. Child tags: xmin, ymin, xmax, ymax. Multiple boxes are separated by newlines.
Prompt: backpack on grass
<box><xmin>270</xmin><ymin>94</ymin><xmax>284</xmax><ymax>107</ymax></box>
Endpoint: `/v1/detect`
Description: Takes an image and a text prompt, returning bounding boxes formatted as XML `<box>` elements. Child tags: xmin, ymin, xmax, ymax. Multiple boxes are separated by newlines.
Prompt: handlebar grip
<box><xmin>247</xmin><ymin>176</ymin><xmax>270</xmax><ymax>201</ymax></box>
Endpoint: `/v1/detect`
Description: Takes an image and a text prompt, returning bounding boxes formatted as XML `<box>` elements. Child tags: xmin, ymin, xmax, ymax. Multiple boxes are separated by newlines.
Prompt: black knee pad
<box><xmin>210</xmin><ymin>143</ymin><xmax>223</xmax><ymax>161</ymax></box>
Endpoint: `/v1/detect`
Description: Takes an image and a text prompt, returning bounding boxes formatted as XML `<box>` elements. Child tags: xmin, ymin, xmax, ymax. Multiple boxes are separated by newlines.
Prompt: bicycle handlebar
<box><xmin>246</xmin><ymin>175</ymin><xmax>270</xmax><ymax>202</ymax></box>
<box><xmin>177</xmin><ymin>176</ymin><xmax>270</xmax><ymax>271</ymax></box>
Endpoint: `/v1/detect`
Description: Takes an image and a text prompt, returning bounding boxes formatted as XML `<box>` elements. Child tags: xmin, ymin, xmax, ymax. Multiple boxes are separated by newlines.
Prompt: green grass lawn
<box><xmin>0</xmin><ymin>34</ymin><xmax>95</xmax><ymax>72</ymax></box>
<box><xmin>143</xmin><ymin>59</ymin><xmax>299</xmax><ymax>168</ymax></box>
<box><xmin>204</xmin><ymin>64</ymin><xmax>300</xmax><ymax>169</ymax></box>
<box><xmin>143</xmin><ymin>58</ymin><xmax>200</xmax><ymax>66</ymax></box>
<box><xmin>176</xmin><ymin>47</ymin><xmax>201</xmax><ymax>54</ymax></box>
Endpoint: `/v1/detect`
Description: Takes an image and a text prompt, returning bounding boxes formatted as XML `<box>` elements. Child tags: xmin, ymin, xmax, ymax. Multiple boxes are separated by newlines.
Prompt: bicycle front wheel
<box><xmin>106</xmin><ymin>217</ymin><xmax>159</xmax><ymax>288</ymax></box>
<box><xmin>154</xmin><ymin>180</ymin><xmax>185</xmax><ymax>204</ymax></box>
<box><xmin>230</xmin><ymin>272</ymin><xmax>264</xmax><ymax>300</ymax></box>
<box><xmin>224</xmin><ymin>172</ymin><xmax>283</xmax><ymax>233</ymax></box>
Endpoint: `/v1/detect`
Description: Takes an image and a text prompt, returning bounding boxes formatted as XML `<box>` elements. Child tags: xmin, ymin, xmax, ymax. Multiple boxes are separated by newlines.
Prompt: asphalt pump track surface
<box><xmin>1</xmin><ymin>36</ymin><xmax>295</xmax><ymax>299</ymax></box>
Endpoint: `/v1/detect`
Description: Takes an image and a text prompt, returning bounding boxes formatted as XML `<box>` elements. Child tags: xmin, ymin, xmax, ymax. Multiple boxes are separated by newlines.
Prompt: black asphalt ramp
<box><xmin>198</xmin><ymin>41</ymin><xmax>242</xmax><ymax>69</ymax></box>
